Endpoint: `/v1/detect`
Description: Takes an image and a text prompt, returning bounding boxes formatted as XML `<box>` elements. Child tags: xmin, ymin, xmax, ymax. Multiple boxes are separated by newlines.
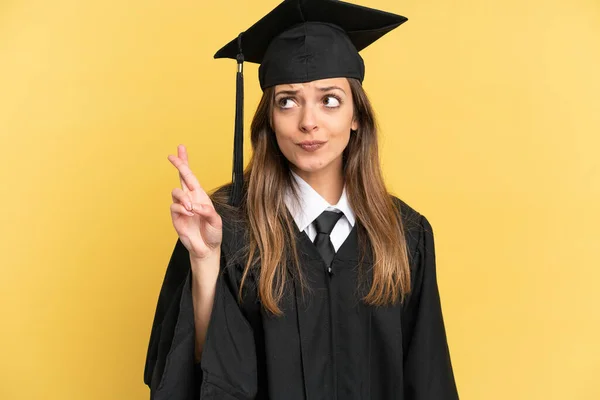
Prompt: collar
<box><xmin>284</xmin><ymin>169</ymin><xmax>356</xmax><ymax>232</ymax></box>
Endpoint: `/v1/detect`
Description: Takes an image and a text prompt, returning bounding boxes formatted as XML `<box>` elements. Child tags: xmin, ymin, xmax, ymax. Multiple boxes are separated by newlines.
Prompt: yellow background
<box><xmin>1</xmin><ymin>0</ymin><xmax>599</xmax><ymax>399</ymax></box>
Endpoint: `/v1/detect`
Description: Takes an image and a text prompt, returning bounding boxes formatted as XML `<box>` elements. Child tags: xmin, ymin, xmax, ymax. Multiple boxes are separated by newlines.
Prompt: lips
<box><xmin>297</xmin><ymin>140</ymin><xmax>326</xmax><ymax>152</ymax></box>
<box><xmin>298</xmin><ymin>140</ymin><xmax>326</xmax><ymax>146</ymax></box>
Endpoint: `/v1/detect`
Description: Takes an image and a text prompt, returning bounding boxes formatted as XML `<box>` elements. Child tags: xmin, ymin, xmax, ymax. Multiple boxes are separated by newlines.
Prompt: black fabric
<box><xmin>214</xmin><ymin>0</ymin><xmax>407</xmax><ymax>89</ymax></box>
<box><xmin>144</xmin><ymin>185</ymin><xmax>459</xmax><ymax>399</ymax></box>
<box><xmin>258</xmin><ymin>21</ymin><xmax>364</xmax><ymax>89</ymax></box>
<box><xmin>312</xmin><ymin>210</ymin><xmax>343</xmax><ymax>272</ymax></box>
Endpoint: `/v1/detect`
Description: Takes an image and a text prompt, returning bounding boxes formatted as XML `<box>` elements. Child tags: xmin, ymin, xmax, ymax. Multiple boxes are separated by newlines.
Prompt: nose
<box><xmin>299</xmin><ymin>104</ymin><xmax>318</xmax><ymax>133</ymax></box>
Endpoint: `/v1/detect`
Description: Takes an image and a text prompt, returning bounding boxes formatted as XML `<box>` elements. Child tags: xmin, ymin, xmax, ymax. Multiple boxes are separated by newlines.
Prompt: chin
<box><xmin>291</xmin><ymin>155</ymin><xmax>332</xmax><ymax>174</ymax></box>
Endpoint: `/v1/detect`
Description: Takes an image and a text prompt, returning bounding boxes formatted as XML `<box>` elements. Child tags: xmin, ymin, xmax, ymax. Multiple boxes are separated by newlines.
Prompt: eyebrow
<box><xmin>274</xmin><ymin>90</ymin><xmax>298</xmax><ymax>97</ymax></box>
<box><xmin>274</xmin><ymin>86</ymin><xmax>347</xmax><ymax>97</ymax></box>
<box><xmin>317</xmin><ymin>86</ymin><xmax>346</xmax><ymax>94</ymax></box>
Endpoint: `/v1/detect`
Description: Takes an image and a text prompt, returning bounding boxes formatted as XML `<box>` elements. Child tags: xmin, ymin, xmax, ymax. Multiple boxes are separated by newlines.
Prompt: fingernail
<box><xmin>186</xmin><ymin>202</ymin><xmax>192</xmax><ymax>210</ymax></box>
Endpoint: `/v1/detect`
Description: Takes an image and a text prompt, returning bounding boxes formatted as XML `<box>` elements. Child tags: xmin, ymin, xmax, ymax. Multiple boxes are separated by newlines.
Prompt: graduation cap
<box><xmin>214</xmin><ymin>0</ymin><xmax>407</xmax><ymax>206</ymax></box>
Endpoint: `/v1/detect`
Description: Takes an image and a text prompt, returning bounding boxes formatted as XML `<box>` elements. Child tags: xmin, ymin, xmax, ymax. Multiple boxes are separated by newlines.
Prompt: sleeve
<box><xmin>143</xmin><ymin>238</ymin><xmax>258</xmax><ymax>400</ymax></box>
<box><xmin>401</xmin><ymin>215</ymin><xmax>460</xmax><ymax>399</ymax></box>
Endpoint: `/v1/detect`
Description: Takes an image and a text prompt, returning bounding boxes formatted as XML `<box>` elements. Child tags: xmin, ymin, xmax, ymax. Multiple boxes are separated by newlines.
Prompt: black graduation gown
<box><xmin>143</xmin><ymin>194</ymin><xmax>459</xmax><ymax>399</ymax></box>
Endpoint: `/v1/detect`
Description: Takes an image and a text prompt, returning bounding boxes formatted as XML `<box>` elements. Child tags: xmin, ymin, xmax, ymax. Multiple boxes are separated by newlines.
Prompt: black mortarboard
<box><xmin>214</xmin><ymin>0</ymin><xmax>407</xmax><ymax>206</ymax></box>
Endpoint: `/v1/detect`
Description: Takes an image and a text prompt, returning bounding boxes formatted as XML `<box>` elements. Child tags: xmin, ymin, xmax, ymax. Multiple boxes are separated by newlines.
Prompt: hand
<box><xmin>167</xmin><ymin>144</ymin><xmax>223</xmax><ymax>260</ymax></box>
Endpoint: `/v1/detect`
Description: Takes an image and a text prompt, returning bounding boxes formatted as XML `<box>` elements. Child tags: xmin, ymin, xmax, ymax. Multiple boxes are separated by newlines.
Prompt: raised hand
<box><xmin>167</xmin><ymin>144</ymin><xmax>223</xmax><ymax>260</ymax></box>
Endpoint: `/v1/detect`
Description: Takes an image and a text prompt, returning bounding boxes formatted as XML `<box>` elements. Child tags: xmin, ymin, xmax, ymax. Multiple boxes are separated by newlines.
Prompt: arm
<box><xmin>144</xmin><ymin>239</ymin><xmax>258</xmax><ymax>400</ymax></box>
<box><xmin>401</xmin><ymin>215</ymin><xmax>459</xmax><ymax>399</ymax></box>
<box><xmin>190</xmin><ymin>249</ymin><xmax>221</xmax><ymax>363</ymax></box>
<box><xmin>143</xmin><ymin>238</ymin><xmax>200</xmax><ymax>399</ymax></box>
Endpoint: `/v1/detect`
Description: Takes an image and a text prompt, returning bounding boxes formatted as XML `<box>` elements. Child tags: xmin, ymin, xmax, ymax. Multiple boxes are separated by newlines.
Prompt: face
<box><xmin>271</xmin><ymin>77</ymin><xmax>358</xmax><ymax>178</ymax></box>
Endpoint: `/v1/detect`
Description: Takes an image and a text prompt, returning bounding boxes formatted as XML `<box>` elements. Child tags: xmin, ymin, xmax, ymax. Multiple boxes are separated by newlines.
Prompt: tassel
<box><xmin>229</xmin><ymin>33</ymin><xmax>244</xmax><ymax>207</ymax></box>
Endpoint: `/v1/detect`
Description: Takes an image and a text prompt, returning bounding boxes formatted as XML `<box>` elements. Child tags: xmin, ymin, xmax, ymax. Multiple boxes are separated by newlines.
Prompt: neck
<box><xmin>292</xmin><ymin>160</ymin><xmax>344</xmax><ymax>205</ymax></box>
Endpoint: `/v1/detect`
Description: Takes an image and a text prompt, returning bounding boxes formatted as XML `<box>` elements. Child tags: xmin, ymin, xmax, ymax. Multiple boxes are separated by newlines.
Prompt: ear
<box><xmin>351</xmin><ymin>118</ymin><xmax>359</xmax><ymax>132</ymax></box>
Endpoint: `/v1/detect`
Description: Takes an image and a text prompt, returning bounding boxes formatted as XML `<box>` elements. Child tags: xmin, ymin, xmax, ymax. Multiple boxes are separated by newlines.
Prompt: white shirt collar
<box><xmin>284</xmin><ymin>169</ymin><xmax>356</xmax><ymax>232</ymax></box>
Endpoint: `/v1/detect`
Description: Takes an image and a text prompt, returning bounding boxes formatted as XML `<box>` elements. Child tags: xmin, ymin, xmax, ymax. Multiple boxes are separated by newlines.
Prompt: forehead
<box><xmin>275</xmin><ymin>77</ymin><xmax>350</xmax><ymax>92</ymax></box>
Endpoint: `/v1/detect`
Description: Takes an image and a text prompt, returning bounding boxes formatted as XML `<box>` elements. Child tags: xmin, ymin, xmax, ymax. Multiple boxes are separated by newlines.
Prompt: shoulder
<box><xmin>209</xmin><ymin>182</ymin><xmax>250</xmax><ymax>264</ymax></box>
<box><xmin>389</xmin><ymin>194</ymin><xmax>430</xmax><ymax>258</ymax></box>
<box><xmin>210</xmin><ymin>182</ymin><xmax>234</xmax><ymax>209</ymax></box>
<box><xmin>390</xmin><ymin>194</ymin><xmax>422</xmax><ymax>229</ymax></box>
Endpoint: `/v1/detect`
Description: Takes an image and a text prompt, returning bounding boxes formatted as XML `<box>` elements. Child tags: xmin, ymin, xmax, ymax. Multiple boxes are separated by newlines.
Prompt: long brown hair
<box><xmin>211</xmin><ymin>78</ymin><xmax>411</xmax><ymax>316</ymax></box>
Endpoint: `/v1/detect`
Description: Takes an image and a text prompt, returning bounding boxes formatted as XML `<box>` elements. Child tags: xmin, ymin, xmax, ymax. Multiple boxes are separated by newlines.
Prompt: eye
<box><xmin>323</xmin><ymin>95</ymin><xmax>342</xmax><ymax>108</ymax></box>
<box><xmin>277</xmin><ymin>97</ymin><xmax>297</xmax><ymax>109</ymax></box>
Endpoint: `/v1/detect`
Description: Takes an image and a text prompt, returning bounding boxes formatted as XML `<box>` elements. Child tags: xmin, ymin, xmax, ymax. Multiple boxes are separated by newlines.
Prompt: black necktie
<box><xmin>312</xmin><ymin>210</ymin><xmax>343</xmax><ymax>273</ymax></box>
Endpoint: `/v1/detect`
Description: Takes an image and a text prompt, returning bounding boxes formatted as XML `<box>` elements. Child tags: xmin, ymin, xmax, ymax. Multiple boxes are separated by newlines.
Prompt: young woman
<box><xmin>144</xmin><ymin>1</ymin><xmax>459</xmax><ymax>399</ymax></box>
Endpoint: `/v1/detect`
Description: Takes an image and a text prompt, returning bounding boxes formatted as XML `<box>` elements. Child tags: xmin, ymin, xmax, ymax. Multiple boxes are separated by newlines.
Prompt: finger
<box><xmin>171</xmin><ymin>202</ymin><xmax>195</xmax><ymax>217</ymax></box>
<box><xmin>178</xmin><ymin>144</ymin><xmax>189</xmax><ymax>164</ymax></box>
<box><xmin>179</xmin><ymin>172</ymin><xmax>190</xmax><ymax>193</ymax></box>
<box><xmin>169</xmin><ymin>156</ymin><xmax>205</xmax><ymax>193</ymax></box>
<box><xmin>167</xmin><ymin>155</ymin><xmax>202</xmax><ymax>193</ymax></box>
<box><xmin>168</xmin><ymin>154</ymin><xmax>190</xmax><ymax>192</ymax></box>
<box><xmin>172</xmin><ymin>188</ymin><xmax>193</xmax><ymax>210</ymax></box>
<box><xmin>191</xmin><ymin>203</ymin><xmax>222</xmax><ymax>228</ymax></box>
<box><xmin>178</xmin><ymin>144</ymin><xmax>190</xmax><ymax>191</ymax></box>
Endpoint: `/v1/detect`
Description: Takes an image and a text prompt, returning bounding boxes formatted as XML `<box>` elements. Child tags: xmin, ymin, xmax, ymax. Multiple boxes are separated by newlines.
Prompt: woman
<box><xmin>144</xmin><ymin>1</ymin><xmax>459</xmax><ymax>399</ymax></box>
